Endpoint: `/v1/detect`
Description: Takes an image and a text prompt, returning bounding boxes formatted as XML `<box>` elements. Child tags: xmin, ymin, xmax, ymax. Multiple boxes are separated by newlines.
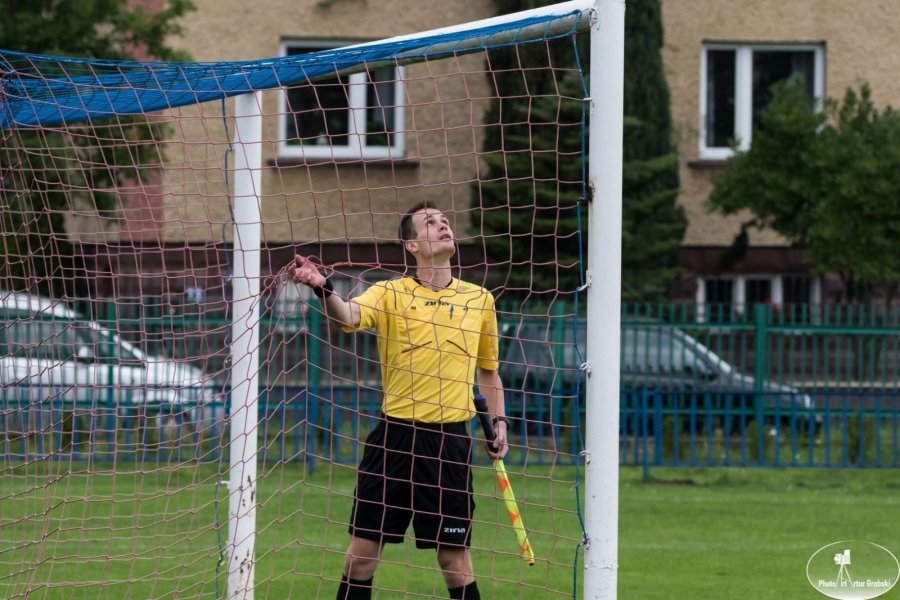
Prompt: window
<box><xmin>701</xmin><ymin>278</ymin><xmax>735</xmax><ymax>321</ymax></box>
<box><xmin>696</xmin><ymin>275</ymin><xmax>822</xmax><ymax>322</ymax></box>
<box><xmin>0</xmin><ymin>316</ymin><xmax>137</xmax><ymax>363</ymax></box>
<box><xmin>745</xmin><ymin>277</ymin><xmax>772</xmax><ymax>305</ymax></box>
<box><xmin>623</xmin><ymin>329</ymin><xmax>666</xmax><ymax>373</ymax></box>
<box><xmin>701</xmin><ymin>44</ymin><xmax>825</xmax><ymax>159</ymax></box>
<box><xmin>0</xmin><ymin>319</ymin><xmax>79</xmax><ymax>362</ymax></box>
<box><xmin>279</xmin><ymin>41</ymin><xmax>406</xmax><ymax>160</ymax></box>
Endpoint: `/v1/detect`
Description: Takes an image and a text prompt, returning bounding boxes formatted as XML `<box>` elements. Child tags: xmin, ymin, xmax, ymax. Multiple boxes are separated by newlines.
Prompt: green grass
<box><xmin>619</xmin><ymin>467</ymin><xmax>900</xmax><ymax>599</ymax></box>
<box><xmin>3</xmin><ymin>458</ymin><xmax>900</xmax><ymax>599</ymax></box>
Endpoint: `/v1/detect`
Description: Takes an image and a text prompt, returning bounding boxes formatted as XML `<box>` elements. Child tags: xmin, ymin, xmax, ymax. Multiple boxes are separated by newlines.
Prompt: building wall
<box><xmin>73</xmin><ymin>1</ymin><xmax>900</xmax><ymax>302</ymax></box>
<box><xmin>159</xmin><ymin>0</ymin><xmax>496</xmax><ymax>246</ymax></box>
<box><xmin>168</xmin><ymin>0</ymin><xmax>900</xmax><ymax>253</ymax></box>
<box><xmin>662</xmin><ymin>0</ymin><xmax>900</xmax><ymax>248</ymax></box>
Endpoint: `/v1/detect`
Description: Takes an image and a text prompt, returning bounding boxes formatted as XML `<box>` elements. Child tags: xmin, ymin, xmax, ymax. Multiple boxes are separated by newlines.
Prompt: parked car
<box><xmin>501</xmin><ymin>319</ymin><xmax>819</xmax><ymax>433</ymax></box>
<box><xmin>0</xmin><ymin>292</ymin><xmax>221</xmax><ymax>445</ymax></box>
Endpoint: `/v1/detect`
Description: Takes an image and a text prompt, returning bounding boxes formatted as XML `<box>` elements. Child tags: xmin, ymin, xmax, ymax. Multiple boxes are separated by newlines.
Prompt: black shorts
<box><xmin>348</xmin><ymin>415</ymin><xmax>474</xmax><ymax>549</ymax></box>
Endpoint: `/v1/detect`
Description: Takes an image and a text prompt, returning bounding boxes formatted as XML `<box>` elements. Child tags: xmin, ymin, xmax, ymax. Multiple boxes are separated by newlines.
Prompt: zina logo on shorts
<box><xmin>443</xmin><ymin>527</ymin><xmax>466</xmax><ymax>534</ymax></box>
<box><xmin>807</xmin><ymin>541</ymin><xmax>900</xmax><ymax>599</ymax></box>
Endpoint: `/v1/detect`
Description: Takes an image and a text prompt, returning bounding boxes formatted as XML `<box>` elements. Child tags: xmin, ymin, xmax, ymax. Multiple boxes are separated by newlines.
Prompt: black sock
<box><xmin>448</xmin><ymin>581</ymin><xmax>480</xmax><ymax>599</ymax></box>
<box><xmin>336</xmin><ymin>575</ymin><xmax>373</xmax><ymax>600</ymax></box>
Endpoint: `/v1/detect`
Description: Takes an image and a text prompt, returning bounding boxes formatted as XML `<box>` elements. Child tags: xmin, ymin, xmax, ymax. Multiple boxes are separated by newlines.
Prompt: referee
<box><xmin>290</xmin><ymin>201</ymin><xmax>508</xmax><ymax>600</ymax></box>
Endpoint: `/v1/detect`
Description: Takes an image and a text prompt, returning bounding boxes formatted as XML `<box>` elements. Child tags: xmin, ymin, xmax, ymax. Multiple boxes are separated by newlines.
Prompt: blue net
<box><xmin>0</xmin><ymin>10</ymin><xmax>585</xmax><ymax>129</ymax></box>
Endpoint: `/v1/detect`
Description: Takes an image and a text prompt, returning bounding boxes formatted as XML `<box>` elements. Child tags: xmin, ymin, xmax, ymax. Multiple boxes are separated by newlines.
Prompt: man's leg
<box><xmin>437</xmin><ymin>547</ymin><xmax>479</xmax><ymax>599</ymax></box>
<box><xmin>340</xmin><ymin>417</ymin><xmax>415</xmax><ymax>599</ymax></box>
<box><xmin>336</xmin><ymin>536</ymin><xmax>383</xmax><ymax>600</ymax></box>
<box><xmin>413</xmin><ymin>425</ymin><xmax>478</xmax><ymax>598</ymax></box>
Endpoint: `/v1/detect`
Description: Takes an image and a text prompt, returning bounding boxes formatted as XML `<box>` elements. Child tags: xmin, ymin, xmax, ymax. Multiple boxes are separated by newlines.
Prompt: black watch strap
<box><xmin>492</xmin><ymin>416</ymin><xmax>512</xmax><ymax>429</ymax></box>
<box><xmin>312</xmin><ymin>278</ymin><xmax>334</xmax><ymax>299</ymax></box>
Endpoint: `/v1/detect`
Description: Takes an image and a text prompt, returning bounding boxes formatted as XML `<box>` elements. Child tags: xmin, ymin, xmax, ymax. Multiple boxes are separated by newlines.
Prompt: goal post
<box><xmin>0</xmin><ymin>1</ymin><xmax>623</xmax><ymax>598</ymax></box>
<box><xmin>585</xmin><ymin>1</ymin><xmax>625</xmax><ymax>598</ymax></box>
<box><xmin>228</xmin><ymin>90</ymin><xmax>263</xmax><ymax>598</ymax></box>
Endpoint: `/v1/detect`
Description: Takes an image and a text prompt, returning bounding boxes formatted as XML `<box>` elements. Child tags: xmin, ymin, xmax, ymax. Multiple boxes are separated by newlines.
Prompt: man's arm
<box><xmin>476</xmin><ymin>366</ymin><xmax>508</xmax><ymax>460</ymax></box>
<box><xmin>288</xmin><ymin>255</ymin><xmax>360</xmax><ymax>329</ymax></box>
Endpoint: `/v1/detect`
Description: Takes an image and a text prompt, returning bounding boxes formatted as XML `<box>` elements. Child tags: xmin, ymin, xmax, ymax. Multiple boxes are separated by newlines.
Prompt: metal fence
<box><xmin>2</xmin><ymin>300</ymin><xmax>900</xmax><ymax>468</ymax></box>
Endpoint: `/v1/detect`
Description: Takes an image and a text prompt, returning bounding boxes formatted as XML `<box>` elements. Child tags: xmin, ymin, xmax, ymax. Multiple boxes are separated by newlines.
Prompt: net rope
<box><xmin>0</xmin><ymin>6</ymin><xmax>591</xmax><ymax>598</ymax></box>
<box><xmin>0</xmin><ymin>10</ymin><xmax>586</xmax><ymax>128</ymax></box>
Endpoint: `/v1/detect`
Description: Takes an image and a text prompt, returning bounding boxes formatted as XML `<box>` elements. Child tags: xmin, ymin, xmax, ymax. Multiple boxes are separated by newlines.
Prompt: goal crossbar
<box><xmin>0</xmin><ymin>1</ymin><xmax>592</xmax><ymax>129</ymax></box>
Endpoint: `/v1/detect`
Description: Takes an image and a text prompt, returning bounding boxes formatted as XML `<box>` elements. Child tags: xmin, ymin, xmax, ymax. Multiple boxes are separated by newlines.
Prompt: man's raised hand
<box><xmin>288</xmin><ymin>255</ymin><xmax>327</xmax><ymax>289</ymax></box>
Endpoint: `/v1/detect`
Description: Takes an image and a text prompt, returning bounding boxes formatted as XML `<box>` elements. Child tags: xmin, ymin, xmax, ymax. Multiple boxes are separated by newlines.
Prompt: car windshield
<box><xmin>79</xmin><ymin>322</ymin><xmax>146</xmax><ymax>363</ymax></box>
<box><xmin>503</xmin><ymin>320</ymin><xmax>738</xmax><ymax>378</ymax></box>
<box><xmin>0</xmin><ymin>317</ymin><xmax>143</xmax><ymax>363</ymax></box>
<box><xmin>672</xmin><ymin>330</ymin><xmax>734</xmax><ymax>376</ymax></box>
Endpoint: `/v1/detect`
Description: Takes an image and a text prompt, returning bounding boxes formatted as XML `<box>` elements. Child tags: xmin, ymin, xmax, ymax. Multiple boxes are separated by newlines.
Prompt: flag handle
<box><xmin>473</xmin><ymin>394</ymin><xmax>535</xmax><ymax>565</ymax></box>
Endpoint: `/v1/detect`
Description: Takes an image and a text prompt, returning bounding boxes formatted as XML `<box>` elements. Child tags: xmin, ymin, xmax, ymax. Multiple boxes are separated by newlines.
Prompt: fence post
<box><xmin>753</xmin><ymin>303</ymin><xmax>770</xmax><ymax>390</ymax></box>
<box><xmin>753</xmin><ymin>304</ymin><xmax>770</xmax><ymax>460</ymax></box>
<box><xmin>550</xmin><ymin>299</ymin><xmax>567</xmax><ymax>454</ymax></box>
<box><xmin>306</xmin><ymin>306</ymin><xmax>322</xmax><ymax>474</ymax></box>
<box><xmin>641</xmin><ymin>390</ymin><xmax>651</xmax><ymax>481</ymax></box>
<box><xmin>103</xmin><ymin>299</ymin><xmax>117</xmax><ymax>461</ymax></box>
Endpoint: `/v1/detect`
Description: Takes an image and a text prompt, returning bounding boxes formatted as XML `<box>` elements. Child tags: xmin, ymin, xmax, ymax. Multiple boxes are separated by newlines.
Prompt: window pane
<box><xmin>366</xmin><ymin>67</ymin><xmax>396</xmax><ymax>147</ymax></box>
<box><xmin>705</xmin><ymin>278</ymin><xmax>734</xmax><ymax>321</ymax></box>
<box><xmin>285</xmin><ymin>47</ymin><xmax>350</xmax><ymax>147</ymax></box>
<box><xmin>28</xmin><ymin>320</ymin><xmax>78</xmax><ymax>362</ymax></box>
<box><xmin>706</xmin><ymin>49</ymin><xmax>736</xmax><ymax>148</ymax></box>
<box><xmin>75</xmin><ymin>323</ymin><xmax>137</xmax><ymax>362</ymax></box>
<box><xmin>0</xmin><ymin>321</ymin><xmax>31</xmax><ymax>358</ymax></box>
<box><xmin>782</xmin><ymin>276</ymin><xmax>812</xmax><ymax>320</ymax></box>
<box><xmin>745</xmin><ymin>278</ymin><xmax>772</xmax><ymax>305</ymax></box>
<box><xmin>623</xmin><ymin>329</ymin><xmax>658</xmax><ymax>371</ymax></box>
<box><xmin>783</xmin><ymin>275</ymin><xmax>811</xmax><ymax>305</ymax></box>
<box><xmin>752</xmin><ymin>50</ymin><xmax>815</xmax><ymax>129</ymax></box>
<box><xmin>286</xmin><ymin>78</ymin><xmax>350</xmax><ymax>146</ymax></box>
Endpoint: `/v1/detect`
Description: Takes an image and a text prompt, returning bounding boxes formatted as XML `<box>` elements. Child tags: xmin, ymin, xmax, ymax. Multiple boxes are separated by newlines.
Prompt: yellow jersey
<box><xmin>344</xmin><ymin>276</ymin><xmax>499</xmax><ymax>423</ymax></box>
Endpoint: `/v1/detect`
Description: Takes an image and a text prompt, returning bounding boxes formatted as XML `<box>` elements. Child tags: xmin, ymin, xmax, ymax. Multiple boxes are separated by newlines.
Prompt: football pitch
<box><xmin>2</xmin><ymin>460</ymin><xmax>899</xmax><ymax>599</ymax></box>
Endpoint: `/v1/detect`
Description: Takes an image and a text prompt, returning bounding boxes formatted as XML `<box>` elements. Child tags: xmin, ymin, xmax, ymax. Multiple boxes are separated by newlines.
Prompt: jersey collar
<box><xmin>411</xmin><ymin>276</ymin><xmax>457</xmax><ymax>293</ymax></box>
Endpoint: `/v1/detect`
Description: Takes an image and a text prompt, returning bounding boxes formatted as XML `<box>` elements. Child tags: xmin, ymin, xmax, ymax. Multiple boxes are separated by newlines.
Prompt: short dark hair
<box><xmin>398</xmin><ymin>201</ymin><xmax>438</xmax><ymax>242</ymax></box>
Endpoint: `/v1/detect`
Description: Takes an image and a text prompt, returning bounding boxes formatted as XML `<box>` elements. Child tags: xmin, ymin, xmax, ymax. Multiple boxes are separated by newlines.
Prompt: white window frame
<box><xmin>278</xmin><ymin>40</ymin><xmax>406</xmax><ymax>160</ymax></box>
<box><xmin>699</xmin><ymin>43</ymin><xmax>826</xmax><ymax>160</ymax></box>
<box><xmin>696</xmin><ymin>274</ymin><xmax>822</xmax><ymax>322</ymax></box>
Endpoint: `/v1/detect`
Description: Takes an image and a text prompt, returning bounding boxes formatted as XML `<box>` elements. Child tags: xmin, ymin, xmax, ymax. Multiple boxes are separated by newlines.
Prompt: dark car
<box><xmin>501</xmin><ymin>320</ymin><xmax>818</xmax><ymax>433</ymax></box>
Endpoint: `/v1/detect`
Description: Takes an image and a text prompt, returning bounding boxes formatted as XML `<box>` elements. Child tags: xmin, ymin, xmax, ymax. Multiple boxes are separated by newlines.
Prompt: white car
<box><xmin>0</xmin><ymin>292</ymin><xmax>221</xmax><ymax>445</ymax></box>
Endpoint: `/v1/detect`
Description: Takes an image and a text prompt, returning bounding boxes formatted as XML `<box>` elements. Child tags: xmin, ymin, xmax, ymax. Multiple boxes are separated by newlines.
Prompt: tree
<box><xmin>0</xmin><ymin>0</ymin><xmax>195</xmax><ymax>298</ymax></box>
<box><xmin>620</xmin><ymin>0</ymin><xmax>686</xmax><ymax>301</ymax></box>
<box><xmin>708</xmin><ymin>81</ymin><xmax>900</xmax><ymax>302</ymax></box>
<box><xmin>475</xmin><ymin>68</ymin><xmax>587</xmax><ymax>296</ymax></box>
<box><xmin>474</xmin><ymin>0</ymin><xmax>685</xmax><ymax>300</ymax></box>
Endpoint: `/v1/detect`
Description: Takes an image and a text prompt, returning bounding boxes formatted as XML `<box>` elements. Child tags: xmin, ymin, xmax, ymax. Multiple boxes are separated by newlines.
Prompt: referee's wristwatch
<box><xmin>492</xmin><ymin>416</ymin><xmax>512</xmax><ymax>429</ymax></box>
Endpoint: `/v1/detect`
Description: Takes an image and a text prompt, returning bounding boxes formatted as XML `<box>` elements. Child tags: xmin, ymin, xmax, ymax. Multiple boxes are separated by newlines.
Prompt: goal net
<box><xmin>0</xmin><ymin>2</ymin><xmax>606</xmax><ymax>598</ymax></box>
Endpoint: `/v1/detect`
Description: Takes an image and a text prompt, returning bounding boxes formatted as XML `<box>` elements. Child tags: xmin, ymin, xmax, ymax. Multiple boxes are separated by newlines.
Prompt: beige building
<box><xmin>79</xmin><ymin>0</ymin><xmax>900</xmax><ymax>309</ymax></box>
<box><xmin>166</xmin><ymin>0</ymin><xmax>496</xmax><ymax>245</ymax></box>
<box><xmin>83</xmin><ymin>0</ymin><xmax>499</xmax><ymax>304</ymax></box>
<box><xmin>662</xmin><ymin>0</ymin><xmax>900</xmax><ymax>309</ymax></box>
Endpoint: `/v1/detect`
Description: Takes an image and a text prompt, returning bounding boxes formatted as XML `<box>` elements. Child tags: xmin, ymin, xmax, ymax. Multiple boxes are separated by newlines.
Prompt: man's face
<box><xmin>407</xmin><ymin>207</ymin><xmax>456</xmax><ymax>260</ymax></box>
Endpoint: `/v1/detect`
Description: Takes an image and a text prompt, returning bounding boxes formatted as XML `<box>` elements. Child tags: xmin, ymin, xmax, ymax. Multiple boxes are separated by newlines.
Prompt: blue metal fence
<box><xmin>4</xmin><ymin>301</ymin><xmax>900</xmax><ymax>469</ymax></box>
<box><xmin>4</xmin><ymin>384</ymin><xmax>899</xmax><ymax>470</ymax></box>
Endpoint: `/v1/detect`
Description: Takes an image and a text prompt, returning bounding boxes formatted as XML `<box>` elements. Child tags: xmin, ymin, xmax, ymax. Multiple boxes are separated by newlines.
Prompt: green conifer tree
<box><xmin>474</xmin><ymin>0</ymin><xmax>685</xmax><ymax>300</ymax></box>
<box><xmin>621</xmin><ymin>0</ymin><xmax>686</xmax><ymax>300</ymax></box>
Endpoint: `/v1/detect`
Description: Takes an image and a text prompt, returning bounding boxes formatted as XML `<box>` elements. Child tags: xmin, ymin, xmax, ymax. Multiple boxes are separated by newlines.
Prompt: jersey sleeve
<box><xmin>342</xmin><ymin>281</ymin><xmax>390</xmax><ymax>333</ymax></box>
<box><xmin>476</xmin><ymin>290</ymin><xmax>500</xmax><ymax>371</ymax></box>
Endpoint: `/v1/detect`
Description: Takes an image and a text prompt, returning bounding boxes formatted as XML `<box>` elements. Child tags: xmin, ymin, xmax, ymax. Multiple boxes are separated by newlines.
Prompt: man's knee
<box><xmin>343</xmin><ymin>536</ymin><xmax>383</xmax><ymax>580</ymax></box>
<box><xmin>436</xmin><ymin>548</ymin><xmax>473</xmax><ymax>587</ymax></box>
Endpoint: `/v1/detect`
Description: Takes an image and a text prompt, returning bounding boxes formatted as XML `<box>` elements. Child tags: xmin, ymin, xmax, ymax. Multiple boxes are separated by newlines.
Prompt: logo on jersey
<box><xmin>424</xmin><ymin>299</ymin><xmax>453</xmax><ymax>307</ymax></box>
